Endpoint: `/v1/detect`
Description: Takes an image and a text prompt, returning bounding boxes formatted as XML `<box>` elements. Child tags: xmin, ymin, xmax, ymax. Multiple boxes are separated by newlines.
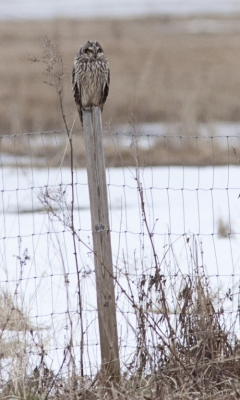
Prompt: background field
<box><xmin>1</xmin><ymin>15</ymin><xmax>240</xmax><ymax>136</ymax></box>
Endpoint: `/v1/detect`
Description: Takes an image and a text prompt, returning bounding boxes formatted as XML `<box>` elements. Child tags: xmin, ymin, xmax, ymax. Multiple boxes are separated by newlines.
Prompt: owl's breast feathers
<box><xmin>72</xmin><ymin>54</ymin><xmax>110</xmax><ymax>123</ymax></box>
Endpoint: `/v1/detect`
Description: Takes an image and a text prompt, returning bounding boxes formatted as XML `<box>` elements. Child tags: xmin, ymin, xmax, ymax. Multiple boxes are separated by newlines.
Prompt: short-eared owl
<box><xmin>72</xmin><ymin>40</ymin><xmax>110</xmax><ymax>123</ymax></box>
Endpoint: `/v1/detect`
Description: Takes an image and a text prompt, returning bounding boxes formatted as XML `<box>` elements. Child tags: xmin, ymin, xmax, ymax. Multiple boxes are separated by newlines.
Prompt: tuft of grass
<box><xmin>217</xmin><ymin>217</ymin><xmax>231</xmax><ymax>238</ymax></box>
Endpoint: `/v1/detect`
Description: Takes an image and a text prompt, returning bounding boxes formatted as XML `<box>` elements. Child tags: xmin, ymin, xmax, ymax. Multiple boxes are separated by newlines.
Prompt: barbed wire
<box><xmin>1</xmin><ymin>129</ymin><xmax>240</xmax><ymax>139</ymax></box>
<box><xmin>0</xmin><ymin>130</ymin><xmax>63</xmax><ymax>139</ymax></box>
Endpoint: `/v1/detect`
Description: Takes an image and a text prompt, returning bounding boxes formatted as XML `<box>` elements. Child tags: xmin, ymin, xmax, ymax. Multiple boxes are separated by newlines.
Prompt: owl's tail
<box><xmin>77</xmin><ymin>106</ymin><xmax>83</xmax><ymax>126</ymax></box>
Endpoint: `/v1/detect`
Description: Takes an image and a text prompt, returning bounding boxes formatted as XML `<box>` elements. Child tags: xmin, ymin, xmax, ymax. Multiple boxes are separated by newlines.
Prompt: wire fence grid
<box><xmin>0</xmin><ymin>128</ymin><xmax>240</xmax><ymax>379</ymax></box>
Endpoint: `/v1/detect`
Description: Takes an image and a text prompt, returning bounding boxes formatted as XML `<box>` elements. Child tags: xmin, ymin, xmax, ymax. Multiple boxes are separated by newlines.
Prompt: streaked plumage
<box><xmin>72</xmin><ymin>40</ymin><xmax>110</xmax><ymax>123</ymax></box>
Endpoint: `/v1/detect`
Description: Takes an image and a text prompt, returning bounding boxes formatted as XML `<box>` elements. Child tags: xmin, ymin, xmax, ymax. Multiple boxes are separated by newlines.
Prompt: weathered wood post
<box><xmin>82</xmin><ymin>107</ymin><xmax>120</xmax><ymax>381</ymax></box>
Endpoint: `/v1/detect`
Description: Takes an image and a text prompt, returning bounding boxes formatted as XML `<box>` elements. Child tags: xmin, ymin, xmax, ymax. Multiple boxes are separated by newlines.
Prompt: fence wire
<box><xmin>0</xmin><ymin>129</ymin><xmax>240</xmax><ymax>380</ymax></box>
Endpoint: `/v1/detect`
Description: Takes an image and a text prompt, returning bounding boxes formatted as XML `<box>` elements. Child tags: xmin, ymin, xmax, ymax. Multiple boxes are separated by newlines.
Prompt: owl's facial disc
<box><xmin>86</xmin><ymin>47</ymin><xmax>94</xmax><ymax>57</ymax></box>
<box><xmin>85</xmin><ymin>43</ymin><xmax>103</xmax><ymax>59</ymax></box>
<box><xmin>96</xmin><ymin>47</ymin><xmax>104</xmax><ymax>58</ymax></box>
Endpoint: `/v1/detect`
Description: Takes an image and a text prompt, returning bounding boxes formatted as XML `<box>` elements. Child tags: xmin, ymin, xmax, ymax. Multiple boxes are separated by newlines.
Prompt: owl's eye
<box><xmin>97</xmin><ymin>48</ymin><xmax>102</xmax><ymax>53</ymax></box>
<box><xmin>86</xmin><ymin>49</ymin><xmax>93</xmax><ymax>54</ymax></box>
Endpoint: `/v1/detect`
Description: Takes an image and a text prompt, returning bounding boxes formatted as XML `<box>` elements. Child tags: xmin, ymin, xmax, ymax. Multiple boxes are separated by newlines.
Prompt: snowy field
<box><xmin>1</xmin><ymin>0</ymin><xmax>240</xmax><ymax>20</ymax></box>
<box><xmin>1</xmin><ymin>162</ymin><xmax>240</xmax><ymax>372</ymax></box>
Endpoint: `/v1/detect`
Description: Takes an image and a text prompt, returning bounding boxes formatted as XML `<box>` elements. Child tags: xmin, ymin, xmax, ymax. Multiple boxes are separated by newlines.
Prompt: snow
<box><xmin>1</xmin><ymin>0</ymin><xmax>240</xmax><ymax>20</ymax></box>
<box><xmin>1</xmin><ymin>163</ymin><xmax>240</xmax><ymax>372</ymax></box>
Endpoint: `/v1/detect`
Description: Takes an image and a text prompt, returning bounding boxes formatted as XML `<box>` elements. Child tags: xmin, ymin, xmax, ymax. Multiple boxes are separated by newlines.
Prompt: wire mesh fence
<box><xmin>1</xmin><ymin>128</ymin><xmax>240</xmax><ymax>395</ymax></box>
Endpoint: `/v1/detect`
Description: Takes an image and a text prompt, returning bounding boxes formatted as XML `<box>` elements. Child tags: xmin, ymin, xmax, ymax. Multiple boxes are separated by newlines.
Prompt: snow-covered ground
<box><xmin>1</xmin><ymin>0</ymin><xmax>240</xmax><ymax>20</ymax></box>
<box><xmin>1</xmin><ymin>163</ymin><xmax>240</xmax><ymax>372</ymax></box>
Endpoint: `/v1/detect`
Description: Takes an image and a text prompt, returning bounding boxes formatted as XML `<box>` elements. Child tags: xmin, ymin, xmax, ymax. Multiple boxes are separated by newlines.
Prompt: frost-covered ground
<box><xmin>1</xmin><ymin>164</ymin><xmax>240</xmax><ymax>372</ymax></box>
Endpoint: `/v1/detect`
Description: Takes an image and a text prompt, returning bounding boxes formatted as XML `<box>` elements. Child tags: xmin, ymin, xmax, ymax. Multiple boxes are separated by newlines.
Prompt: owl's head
<box><xmin>80</xmin><ymin>41</ymin><xmax>105</xmax><ymax>59</ymax></box>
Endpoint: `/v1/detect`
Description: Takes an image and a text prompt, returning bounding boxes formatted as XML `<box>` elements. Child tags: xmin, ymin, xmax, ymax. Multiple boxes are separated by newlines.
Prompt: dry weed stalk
<box><xmin>112</xmin><ymin>145</ymin><xmax>240</xmax><ymax>397</ymax></box>
<box><xmin>0</xmin><ymin>250</ymin><xmax>57</xmax><ymax>400</ymax></box>
<box><xmin>30</xmin><ymin>37</ymin><xmax>84</xmax><ymax>382</ymax></box>
<box><xmin>29</xmin><ymin>37</ymin><xmax>65</xmax><ymax>98</ymax></box>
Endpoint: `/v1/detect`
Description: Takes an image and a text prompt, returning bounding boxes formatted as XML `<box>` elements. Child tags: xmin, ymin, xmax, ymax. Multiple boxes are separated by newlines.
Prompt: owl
<box><xmin>72</xmin><ymin>40</ymin><xmax>110</xmax><ymax>124</ymax></box>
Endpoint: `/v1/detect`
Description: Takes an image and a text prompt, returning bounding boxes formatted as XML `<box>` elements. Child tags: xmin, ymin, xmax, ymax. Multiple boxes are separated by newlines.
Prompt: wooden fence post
<box><xmin>82</xmin><ymin>107</ymin><xmax>120</xmax><ymax>381</ymax></box>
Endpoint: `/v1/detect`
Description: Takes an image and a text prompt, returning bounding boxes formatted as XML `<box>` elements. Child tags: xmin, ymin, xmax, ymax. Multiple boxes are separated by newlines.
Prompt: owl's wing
<box><xmin>72</xmin><ymin>66</ymin><xmax>83</xmax><ymax>123</ymax></box>
<box><xmin>101</xmin><ymin>68</ymin><xmax>110</xmax><ymax>107</ymax></box>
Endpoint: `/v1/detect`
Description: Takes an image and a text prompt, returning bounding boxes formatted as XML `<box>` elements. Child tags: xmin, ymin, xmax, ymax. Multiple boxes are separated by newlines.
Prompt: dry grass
<box><xmin>1</xmin><ymin>15</ymin><xmax>240</xmax><ymax>136</ymax></box>
<box><xmin>0</xmin><ymin>130</ymin><xmax>239</xmax><ymax>168</ymax></box>
<box><xmin>1</xmin><ymin>243</ymin><xmax>240</xmax><ymax>399</ymax></box>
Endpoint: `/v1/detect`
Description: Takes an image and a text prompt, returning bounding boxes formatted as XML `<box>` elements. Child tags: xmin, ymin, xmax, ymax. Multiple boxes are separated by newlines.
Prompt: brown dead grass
<box><xmin>0</xmin><ymin>131</ymin><xmax>239</xmax><ymax>168</ymax></box>
<box><xmin>2</xmin><ymin>255</ymin><xmax>240</xmax><ymax>399</ymax></box>
<box><xmin>1</xmin><ymin>15</ymin><xmax>240</xmax><ymax>137</ymax></box>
